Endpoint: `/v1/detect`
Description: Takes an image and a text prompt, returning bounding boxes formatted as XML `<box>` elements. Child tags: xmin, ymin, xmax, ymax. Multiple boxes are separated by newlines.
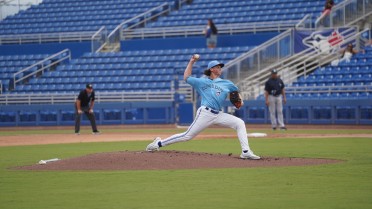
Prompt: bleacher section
<box><xmin>0</xmin><ymin>54</ymin><xmax>51</xmax><ymax>92</ymax></box>
<box><xmin>148</xmin><ymin>0</ymin><xmax>325</xmax><ymax>27</ymax></box>
<box><xmin>11</xmin><ymin>46</ymin><xmax>252</xmax><ymax>94</ymax></box>
<box><xmin>286</xmin><ymin>45</ymin><xmax>372</xmax><ymax>99</ymax></box>
<box><xmin>1</xmin><ymin>0</ymin><xmax>370</xmax><ymax>126</ymax></box>
<box><xmin>0</xmin><ymin>0</ymin><xmax>168</xmax><ymax>35</ymax></box>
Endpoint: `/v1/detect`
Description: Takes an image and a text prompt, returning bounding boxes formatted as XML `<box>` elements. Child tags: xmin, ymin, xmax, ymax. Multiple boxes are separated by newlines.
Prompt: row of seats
<box><xmin>314</xmin><ymin>66</ymin><xmax>371</xmax><ymax>75</ymax></box>
<box><xmin>257</xmin><ymin>92</ymin><xmax>371</xmax><ymax>100</ymax></box>
<box><xmin>164</xmin><ymin>10</ymin><xmax>317</xmax><ymax>22</ymax></box>
<box><xmin>0</xmin><ymin>54</ymin><xmax>48</xmax><ymax>61</ymax></box>
<box><xmin>43</xmin><ymin>69</ymin><xmax>172</xmax><ymax>78</ymax></box>
<box><xmin>2</xmin><ymin>19</ymin><xmax>123</xmax><ymax>29</ymax></box>
<box><xmin>84</xmin><ymin>46</ymin><xmax>251</xmax><ymax>57</ymax></box>
<box><xmin>297</xmin><ymin>74</ymin><xmax>372</xmax><ymax>84</ymax></box>
<box><xmin>150</xmin><ymin>14</ymin><xmax>305</xmax><ymax>27</ymax></box>
<box><xmin>15</xmin><ymin>82</ymin><xmax>173</xmax><ymax>93</ymax></box>
<box><xmin>32</xmin><ymin>2</ymin><xmax>160</xmax><ymax>10</ymax></box>
<box><xmin>173</xmin><ymin>5</ymin><xmax>320</xmax><ymax>15</ymax></box>
<box><xmin>0</xmin><ymin>0</ymin><xmax>164</xmax><ymax>35</ymax></box>
<box><xmin>189</xmin><ymin>0</ymin><xmax>322</xmax><ymax>9</ymax></box>
<box><xmin>148</xmin><ymin>0</ymin><xmax>324</xmax><ymax>27</ymax></box>
<box><xmin>73</xmin><ymin>53</ymin><xmax>241</xmax><ymax>65</ymax></box>
<box><xmin>42</xmin><ymin>0</ymin><xmax>165</xmax><ymax>4</ymax></box>
<box><xmin>0</xmin><ymin>26</ymin><xmax>112</xmax><ymax>35</ymax></box>
<box><xmin>30</xmin><ymin>75</ymin><xmax>174</xmax><ymax>84</ymax></box>
<box><xmin>2</xmin><ymin>12</ymin><xmax>140</xmax><ymax>24</ymax></box>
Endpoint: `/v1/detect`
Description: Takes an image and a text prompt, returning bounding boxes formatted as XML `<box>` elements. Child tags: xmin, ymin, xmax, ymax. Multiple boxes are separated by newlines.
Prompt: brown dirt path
<box><xmin>0</xmin><ymin>124</ymin><xmax>370</xmax><ymax>147</ymax></box>
<box><xmin>14</xmin><ymin>150</ymin><xmax>343</xmax><ymax>171</ymax></box>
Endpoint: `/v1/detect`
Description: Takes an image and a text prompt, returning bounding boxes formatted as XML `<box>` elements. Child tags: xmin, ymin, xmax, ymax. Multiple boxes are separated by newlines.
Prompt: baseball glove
<box><xmin>230</xmin><ymin>91</ymin><xmax>242</xmax><ymax>109</ymax></box>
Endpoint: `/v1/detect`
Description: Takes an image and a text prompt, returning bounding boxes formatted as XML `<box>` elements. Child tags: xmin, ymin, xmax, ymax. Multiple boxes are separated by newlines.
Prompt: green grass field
<box><xmin>0</xmin><ymin>128</ymin><xmax>371</xmax><ymax>209</ymax></box>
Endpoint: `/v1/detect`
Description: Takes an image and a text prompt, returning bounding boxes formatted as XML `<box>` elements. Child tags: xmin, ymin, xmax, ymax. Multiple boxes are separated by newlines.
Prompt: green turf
<box><xmin>0</xmin><ymin>132</ymin><xmax>371</xmax><ymax>209</ymax></box>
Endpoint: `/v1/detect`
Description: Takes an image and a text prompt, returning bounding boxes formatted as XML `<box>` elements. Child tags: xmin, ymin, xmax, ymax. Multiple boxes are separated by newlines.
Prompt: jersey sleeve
<box><xmin>186</xmin><ymin>76</ymin><xmax>202</xmax><ymax>87</ymax></box>
<box><xmin>227</xmin><ymin>81</ymin><xmax>239</xmax><ymax>92</ymax></box>
<box><xmin>91</xmin><ymin>91</ymin><xmax>95</xmax><ymax>101</ymax></box>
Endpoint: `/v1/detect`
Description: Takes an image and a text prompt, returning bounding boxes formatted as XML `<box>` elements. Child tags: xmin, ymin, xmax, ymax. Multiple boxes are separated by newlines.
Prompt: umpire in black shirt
<box><xmin>75</xmin><ymin>84</ymin><xmax>100</xmax><ymax>134</ymax></box>
<box><xmin>264</xmin><ymin>70</ymin><xmax>287</xmax><ymax>130</ymax></box>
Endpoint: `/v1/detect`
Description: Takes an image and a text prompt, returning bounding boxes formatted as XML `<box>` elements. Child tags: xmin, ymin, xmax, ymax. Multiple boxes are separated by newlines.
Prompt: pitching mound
<box><xmin>15</xmin><ymin>151</ymin><xmax>342</xmax><ymax>171</ymax></box>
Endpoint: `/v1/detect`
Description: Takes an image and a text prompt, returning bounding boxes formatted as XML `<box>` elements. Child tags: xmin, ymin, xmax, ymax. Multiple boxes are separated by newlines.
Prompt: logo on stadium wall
<box><xmin>302</xmin><ymin>29</ymin><xmax>344</xmax><ymax>54</ymax></box>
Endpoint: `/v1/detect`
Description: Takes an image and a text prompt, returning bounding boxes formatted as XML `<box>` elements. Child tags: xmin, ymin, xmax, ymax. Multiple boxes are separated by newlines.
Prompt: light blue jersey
<box><xmin>186</xmin><ymin>76</ymin><xmax>238</xmax><ymax>110</ymax></box>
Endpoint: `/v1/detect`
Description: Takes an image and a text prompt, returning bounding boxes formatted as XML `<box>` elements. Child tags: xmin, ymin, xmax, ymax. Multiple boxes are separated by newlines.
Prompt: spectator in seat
<box><xmin>331</xmin><ymin>43</ymin><xmax>358</xmax><ymax>66</ymax></box>
<box><xmin>204</xmin><ymin>19</ymin><xmax>218</xmax><ymax>48</ymax></box>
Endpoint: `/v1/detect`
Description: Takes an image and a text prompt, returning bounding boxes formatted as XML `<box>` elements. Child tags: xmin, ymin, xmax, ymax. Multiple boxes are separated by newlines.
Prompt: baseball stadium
<box><xmin>0</xmin><ymin>0</ymin><xmax>371</xmax><ymax>208</ymax></box>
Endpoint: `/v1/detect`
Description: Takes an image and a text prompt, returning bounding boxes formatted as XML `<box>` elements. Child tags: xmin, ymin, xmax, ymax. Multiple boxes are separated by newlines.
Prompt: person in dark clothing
<box><xmin>264</xmin><ymin>70</ymin><xmax>287</xmax><ymax>131</ymax></box>
<box><xmin>204</xmin><ymin>19</ymin><xmax>218</xmax><ymax>48</ymax></box>
<box><xmin>74</xmin><ymin>84</ymin><xmax>100</xmax><ymax>135</ymax></box>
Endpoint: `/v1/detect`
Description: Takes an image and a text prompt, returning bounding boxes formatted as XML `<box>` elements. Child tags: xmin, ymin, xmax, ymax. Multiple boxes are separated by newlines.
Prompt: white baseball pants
<box><xmin>161</xmin><ymin>106</ymin><xmax>251</xmax><ymax>151</ymax></box>
<box><xmin>268</xmin><ymin>95</ymin><xmax>285</xmax><ymax>128</ymax></box>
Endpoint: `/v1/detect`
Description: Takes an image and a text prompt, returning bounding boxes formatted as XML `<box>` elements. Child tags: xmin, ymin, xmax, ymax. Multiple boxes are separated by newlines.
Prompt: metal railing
<box><xmin>107</xmin><ymin>2</ymin><xmax>170</xmax><ymax>51</ymax></box>
<box><xmin>295</xmin><ymin>14</ymin><xmax>314</xmax><ymax>29</ymax></box>
<box><xmin>237</xmin><ymin>27</ymin><xmax>369</xmax><ymax>99</ymax></box>
<box><xmin>286</xmin><ymin>85</ymin><xmax>372</xmax><ymax>94</ymax></box>
<box><xmin>222</xmin><ymin>29</ymin><xmax>294</xmax><ymax>84</ymax></box>
<box><xmin>12</xmin><ymin>49</ymin><xmax>71</xmax><ymax>89</ymax></box>
<box><xmin>0</xmin><ymin>91</ymin><xmax>175</xmax><ymax>105</ymax></box>
<box><xmin>91</xmin><ymin>26</ymin><xmax>108</xmax><ymax>52</ymax></box>
<box><xmin>315</xmin><ymin>0</ymin><xmax>372</xmax><ymax>28</ymax></box>
<box><xmin>0</xmin><ymin>31</ymin><xmax>98</xmax><ymax>45</ymax></box>
<box><xmin>122</xmin><ymin>20</ymin><xmax>299</xmax><ymax>40</ymax></box>
<box><xmin>220</xmin><ymin>13</ymin><xmax>312</xmax><ymax>81</ymax></box>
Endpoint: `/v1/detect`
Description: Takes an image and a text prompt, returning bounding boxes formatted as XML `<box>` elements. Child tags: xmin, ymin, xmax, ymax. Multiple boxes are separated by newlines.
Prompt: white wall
<box><xmin>0</xmin><ymin>0</ymin><xmax>42</xmax><ymax>20</ymax></box>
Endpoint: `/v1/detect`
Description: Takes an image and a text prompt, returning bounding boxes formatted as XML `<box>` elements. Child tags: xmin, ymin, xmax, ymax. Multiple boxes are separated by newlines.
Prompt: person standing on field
<box><xmin>74</xmin><ymin>84</ymin><xmax>100</xmax><ymax>135</ymax></box>
<box><xmin>146</xmin><ymin>55</ymin><xmax>260</xmax><ymax>160</ymax></box>
<box><xmin>264</xmin><ymin>70</ymin><xmax>287</xmax><ymax>131</ymax></box>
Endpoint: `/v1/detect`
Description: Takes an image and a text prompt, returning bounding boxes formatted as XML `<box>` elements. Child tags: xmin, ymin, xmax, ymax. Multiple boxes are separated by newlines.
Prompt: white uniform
<box><xmin>146</xmin><ymin>60</ymin><xmax>260</xmax><ymax>159</ymax></box>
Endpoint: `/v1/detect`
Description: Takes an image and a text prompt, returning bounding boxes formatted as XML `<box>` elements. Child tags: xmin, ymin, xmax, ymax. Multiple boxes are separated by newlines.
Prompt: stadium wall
<box><xmin>0</xmin><ymin>41</ymin><xmax>91</xmax><ymax>58</ymax></box>
<box><xmin>0</xmin><ymin>100</ymin><xmax>371</xmax><ymax>127</ymax></box>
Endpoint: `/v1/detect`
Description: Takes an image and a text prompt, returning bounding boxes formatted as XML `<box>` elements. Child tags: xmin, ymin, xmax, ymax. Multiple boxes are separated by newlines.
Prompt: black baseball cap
<box><xmin>86</xmin><ymin>84</ymin><xmax>93</xmax><ymax>89</ymax></box>
<box><xmin>271</xmin><ymin>69</ymin><xmax>278</xmax><ymax>74</ymax></box>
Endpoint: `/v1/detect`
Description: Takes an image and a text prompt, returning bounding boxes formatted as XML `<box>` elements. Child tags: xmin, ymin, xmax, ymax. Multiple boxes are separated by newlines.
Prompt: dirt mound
<box><xmin>15</xmin><ymin>151</ymin><xmax>342</xmax><ymax>171</ymax></box>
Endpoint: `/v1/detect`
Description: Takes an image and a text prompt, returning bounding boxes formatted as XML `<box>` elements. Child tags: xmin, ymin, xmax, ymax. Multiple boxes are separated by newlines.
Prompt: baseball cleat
<box><xmin>280</xmin><ymin>127</ymin><xmax>287</xmax><ymax>131</ymax></box>
<box><xmin>146</xmin><ymin>137</ymin><xmax>161</xmax><ymax>152</ymax></box>
<box><xmin>92</xmin><ymin>131</ymin><xmax>101</xmax><ymax>135</ymax></box>
<box><xmin>240</xmin><ymin>150</ymin><xmax>261</xmax><ymax>160</ymax></box>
